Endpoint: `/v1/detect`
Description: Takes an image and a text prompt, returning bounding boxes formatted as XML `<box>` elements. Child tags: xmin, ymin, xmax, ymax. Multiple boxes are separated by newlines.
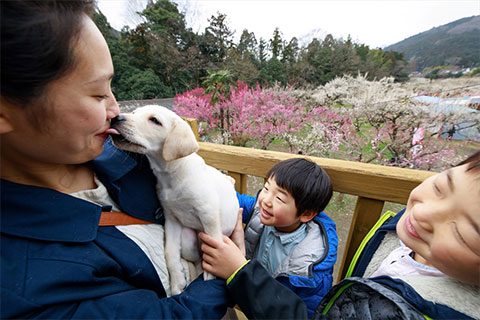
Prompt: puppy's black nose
<box><xmin>110</xmin><ymin>115</ymin><xmax>125</xmax><ymax>127</ymax></box>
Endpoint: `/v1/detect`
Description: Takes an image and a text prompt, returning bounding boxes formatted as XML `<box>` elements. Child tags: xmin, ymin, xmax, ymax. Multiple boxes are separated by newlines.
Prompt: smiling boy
<box><xmin>235</xmin><ymin>158</ymin><xmax>337</xmax><ymax>317</ymax></box>
<box><xmin>314</xmin><ymin>151</ymin><xmax>480</xmax><ymax>319</ymax></box>
<box><xmin>315</xmin><ymin>150</ymin><xmax>480</xmax><ymax>319</ymax></box>
<box><xmin>392</xmin><ymin>154</ymin><xmax>480</xmax><ymax>285</ymax></box>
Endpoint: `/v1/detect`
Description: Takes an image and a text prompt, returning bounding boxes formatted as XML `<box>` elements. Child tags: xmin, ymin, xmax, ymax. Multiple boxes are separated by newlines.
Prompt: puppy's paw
<box><xmin>203</xmin><ymin>271</ymin><xmax>216</xmax><ymax>281</ymax></box>
<box><xmin>169</xmin><ymin>265</ymin><xmax>188</xmax><ymax>295</ymax></box>
<box><xmin>170</xmin><ymin>277</ymin><xmax>187</xmax><ymax>295</ymax></box>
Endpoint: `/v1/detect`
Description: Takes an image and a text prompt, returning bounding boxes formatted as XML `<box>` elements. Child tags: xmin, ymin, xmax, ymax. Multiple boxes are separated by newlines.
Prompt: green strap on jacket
<box><xmin>345</xmin><ymin>210</ymin><xmax>397</xmax><ymax>278</ymax></box>
<box><xmin>322</xmin><ymin>210</ymin><xmax>434</xmax><ymax>320</ymax></box>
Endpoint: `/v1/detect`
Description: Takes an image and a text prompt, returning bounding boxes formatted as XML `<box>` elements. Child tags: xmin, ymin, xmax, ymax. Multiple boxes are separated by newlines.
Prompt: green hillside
<box><xmin>385</xmin><ymin>15</ymin><xmax>480</xmax><ymax>71</ymax></box>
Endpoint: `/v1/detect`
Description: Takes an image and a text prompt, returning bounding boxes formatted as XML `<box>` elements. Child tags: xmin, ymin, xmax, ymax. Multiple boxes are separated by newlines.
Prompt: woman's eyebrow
<box><xmin>84</xmin><ymin>72</ymin><xmax>114</xmax><ymax>85</ymax></box>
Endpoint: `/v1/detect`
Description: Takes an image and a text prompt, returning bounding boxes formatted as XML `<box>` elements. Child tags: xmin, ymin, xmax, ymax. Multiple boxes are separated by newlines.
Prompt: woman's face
<box><xmin>2</xmin><ymin>16</ymin><xmax>119</xmax><ymax>166</ymax></box>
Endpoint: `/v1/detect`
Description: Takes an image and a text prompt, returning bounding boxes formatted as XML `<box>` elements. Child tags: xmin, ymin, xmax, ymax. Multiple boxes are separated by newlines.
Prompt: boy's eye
<box><xmin>458</xmin><ymin>230</ymin><xmax>466</xmax><ymax>246</ymax></box>
<box><xmin>276</xmin><ymin>196</ymin><xmax>285</xmax><ymax>203</ymax></box>
<box><xmin>452</xmin><ymin>222</ymin><xmax>467</xmax><ymax>244</ymax></box>
<box><xmin>433</xmin><ymin>174</ymin><xmax>444</xmax><ymax>197</ymax></box>
<box><xmin>96</xmin><ymin>95</ymin><xmax>109</xmax><ymax>100</ymax></box>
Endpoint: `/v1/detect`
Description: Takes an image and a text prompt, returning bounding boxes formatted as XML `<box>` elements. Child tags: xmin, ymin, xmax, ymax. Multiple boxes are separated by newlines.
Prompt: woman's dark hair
<box><xmin>266</xmin><ymin>158</ymin><xmax>333</xmax><ymax>216</ymax></box>
<box><xmin>1</xmin><ymin>0</ymin><xmax>95</xmax><ymax>107</ymax></box>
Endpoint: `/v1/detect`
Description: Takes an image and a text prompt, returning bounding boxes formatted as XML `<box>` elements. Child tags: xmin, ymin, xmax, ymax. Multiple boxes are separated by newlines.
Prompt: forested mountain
<box><xmin>385</xmin><ymin>15</ymin><xmax>480</xmax><ymax>71</ymax></box>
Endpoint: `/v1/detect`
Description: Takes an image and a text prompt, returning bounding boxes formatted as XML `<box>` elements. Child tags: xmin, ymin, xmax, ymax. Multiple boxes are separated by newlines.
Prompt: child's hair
<box><xmin>457</xmin><ymin>150</ymin><xmax>480</xmax><ymax>173</ymax></box>
<box><xmin>265</xmin><ymin>158</ymin><xmax>333</xmax><ymax>216</ymax></box>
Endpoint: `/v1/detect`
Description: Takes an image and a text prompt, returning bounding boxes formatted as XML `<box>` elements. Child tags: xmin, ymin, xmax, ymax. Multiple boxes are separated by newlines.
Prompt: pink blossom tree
<box><xmin>175</xmin><ymin>82</ymin><xmax>310</xmax><ymax>149</ymax></box>
<box><xmin>174</xmin><ymin>87</ymin><xmax>214</xmax><ymax>136</ymax></box>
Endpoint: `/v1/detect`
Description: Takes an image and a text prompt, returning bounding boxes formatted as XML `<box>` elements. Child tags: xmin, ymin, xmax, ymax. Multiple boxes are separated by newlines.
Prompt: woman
<box><xmin>1</xmin><ymin>1</ymin><xmax>229</xmax><ymax>318</ymax></box>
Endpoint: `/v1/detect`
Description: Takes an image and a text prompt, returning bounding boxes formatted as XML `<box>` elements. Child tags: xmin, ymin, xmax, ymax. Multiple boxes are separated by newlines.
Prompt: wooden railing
<box><xmin>184</xmin><ymin>118</ymin><xmax>436</xmax><ymax>282</ymax></box>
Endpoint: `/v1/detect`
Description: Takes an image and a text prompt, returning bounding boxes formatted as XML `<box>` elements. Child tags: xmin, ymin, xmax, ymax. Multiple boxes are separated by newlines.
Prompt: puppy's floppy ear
<box><xmin>163</xmin><ymin>118</ymin><xmax>199</xmax><ymax>161</ymax></box>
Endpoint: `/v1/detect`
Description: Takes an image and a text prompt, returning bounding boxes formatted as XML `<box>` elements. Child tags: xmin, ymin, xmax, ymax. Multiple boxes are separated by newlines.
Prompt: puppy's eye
<box><xmin>149</xmin><ymin>117</ymin><xmax>162</xmax><ymax>126</ymax></box>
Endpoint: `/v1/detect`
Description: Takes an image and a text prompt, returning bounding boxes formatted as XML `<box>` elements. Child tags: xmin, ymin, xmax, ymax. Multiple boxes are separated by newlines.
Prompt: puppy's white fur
<box><xmin>110</xmin><ymin>105</ymin><xmax>239</xmax><ymax>294</ymax></box>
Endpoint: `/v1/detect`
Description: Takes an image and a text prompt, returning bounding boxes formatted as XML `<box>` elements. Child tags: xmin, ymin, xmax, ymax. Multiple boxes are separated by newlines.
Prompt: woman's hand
<box><xmin>200</xmin><ymin>209</ymin><xmax>247</xmax><ymax>279</ymax></box>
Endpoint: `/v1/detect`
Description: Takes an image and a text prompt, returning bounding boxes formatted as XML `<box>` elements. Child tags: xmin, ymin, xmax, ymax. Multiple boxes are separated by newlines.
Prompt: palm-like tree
<box><xmin>203</xmin><ymin>70</ymin><xmax>234</xmax><ymax>142</ymax></box>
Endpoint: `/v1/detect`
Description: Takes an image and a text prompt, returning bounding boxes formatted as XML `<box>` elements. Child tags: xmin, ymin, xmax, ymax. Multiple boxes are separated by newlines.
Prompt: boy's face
<box><xmin>258</xmin><ymin>177</ymin><xmax>314</xmax><ymax>233</ymax></box>
<box><xmin>397</xmin><ymin>163</ymin><xmax>480</xmax><ymax>285</ymax></box>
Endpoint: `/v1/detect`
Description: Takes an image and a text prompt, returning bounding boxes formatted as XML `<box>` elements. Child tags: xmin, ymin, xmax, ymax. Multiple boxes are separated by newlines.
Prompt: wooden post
<box><xmin>182</xmin><ymin>117</ymin><xmax>200</xmax><ymax>141</ymax></box>
<box><xmin>228</xmin><ymin>172</ymin><xmax>247</xmax><ymax>194</ymax></box>
<box><xmin>337</xmin><ymin>196</ymin><xmax>385</xmax><ymax>283</ymax></box>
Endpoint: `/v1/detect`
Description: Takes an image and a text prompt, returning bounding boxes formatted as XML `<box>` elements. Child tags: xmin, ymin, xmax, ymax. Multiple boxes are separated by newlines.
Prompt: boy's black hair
<box><xmin>457</xmin><ymin>150</ymin><xmax>480</xmax><ymax>173</ymax></box>
<box><xmin>265</xmin><ymin>158</ymin><xmax>333</xmax><ymax>217</ymax></box>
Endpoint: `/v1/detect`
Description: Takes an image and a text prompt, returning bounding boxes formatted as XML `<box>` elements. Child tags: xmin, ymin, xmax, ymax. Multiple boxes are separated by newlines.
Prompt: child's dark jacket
<box><xmin>227</xmin><ymin>209</ymin><xmax>479</xmax><ymax>319</ymax></box>
<box><xmin>316</xmin><ymin>209</ymin><xmax>479</xmax><ymax>320</ymax></box>
<box><xmin>236</xmin><ymin>192</ymin><xmax>338</xmax><ymax>317</ymax></box>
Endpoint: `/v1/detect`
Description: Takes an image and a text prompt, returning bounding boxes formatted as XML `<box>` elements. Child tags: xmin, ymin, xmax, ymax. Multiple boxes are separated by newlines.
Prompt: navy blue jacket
<box><xmin>1</xmin><ymin>140</ymin><xmax>229</xmax><ymax>319</ymax></box>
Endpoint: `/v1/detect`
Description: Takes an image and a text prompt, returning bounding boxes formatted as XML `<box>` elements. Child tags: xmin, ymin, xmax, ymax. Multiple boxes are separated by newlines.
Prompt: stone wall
<box><xmin>118</xmin><ymin>98</ymin><xmax>175</xmax><ymax>112</ymax></box>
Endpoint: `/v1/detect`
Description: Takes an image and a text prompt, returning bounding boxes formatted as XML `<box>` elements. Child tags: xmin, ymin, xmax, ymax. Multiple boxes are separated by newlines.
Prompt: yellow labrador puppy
<box><xmin>109</xmin><ymin>105</ymin><xmax>239</xmax><ymax>294</ymax></box>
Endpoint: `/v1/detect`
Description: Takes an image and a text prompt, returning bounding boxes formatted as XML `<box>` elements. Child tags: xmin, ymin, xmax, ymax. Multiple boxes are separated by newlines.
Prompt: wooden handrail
<box><xmin>197</xmin><ymin>142</ymin><xmax>433</xmax><ymax>204</ymax></box>
<box><xmin>183</xmin><ymin>117</ymin><xmax>436</xmax><ymax>282</ymax></box>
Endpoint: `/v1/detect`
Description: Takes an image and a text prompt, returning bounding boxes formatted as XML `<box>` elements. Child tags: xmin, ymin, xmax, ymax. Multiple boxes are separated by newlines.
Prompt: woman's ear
<box><xmin>0</xmin><ymin>98</ymin><xmax>14</xmax><ymax>134</ymax></box>
<box><xmin>299</xmin><ymin>209</ymin><xmax>317</xmax><ymax>223</ymax></box>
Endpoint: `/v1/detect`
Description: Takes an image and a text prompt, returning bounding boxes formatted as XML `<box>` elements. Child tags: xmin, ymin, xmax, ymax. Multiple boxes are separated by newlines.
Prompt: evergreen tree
<box><xmin>203</xmin><ymin>12</ymin><xmax>235</xmax><ymax>64</ymax></box>
<box><xmin>270</xmin><ymin>28</ymin><xmax>283</xmax><ymax>59</ymax></box>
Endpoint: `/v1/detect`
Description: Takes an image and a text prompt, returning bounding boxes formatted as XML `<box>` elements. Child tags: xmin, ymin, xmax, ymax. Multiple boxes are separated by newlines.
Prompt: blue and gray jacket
<box><xmin>316</xmin><ymin>209</ymin><xmax>480</xmax><ymax>320</ymax></box>
<box><xmin>237</xmin><ymin>193</ymin><xmax>338</xmax><ymax>317</ymax></box>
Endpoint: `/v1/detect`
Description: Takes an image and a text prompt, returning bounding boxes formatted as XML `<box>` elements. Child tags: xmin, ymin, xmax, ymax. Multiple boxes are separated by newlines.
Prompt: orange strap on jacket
<box><xmin>99</xmin><ymin>211</ymin><xmax>152</xmax><ymax>226</ymax></box>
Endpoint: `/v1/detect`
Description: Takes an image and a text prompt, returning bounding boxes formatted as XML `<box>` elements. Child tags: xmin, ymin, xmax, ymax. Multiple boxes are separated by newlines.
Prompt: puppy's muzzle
<box><xmin>108</xmin><ymin>114</ymin><xmax>148</xmax><ymax>153</ymax></box>
<box><xmin>110</xmin><ymin>115</ymin><xmax>126</xmax><ymax>127</ymax></box>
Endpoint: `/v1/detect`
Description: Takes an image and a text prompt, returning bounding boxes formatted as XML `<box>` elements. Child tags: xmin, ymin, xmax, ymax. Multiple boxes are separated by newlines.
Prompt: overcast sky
<box><xmin>97</xmin><ymin>0</ymin><xmax>480</xmax><ymax>48</ymax></box>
